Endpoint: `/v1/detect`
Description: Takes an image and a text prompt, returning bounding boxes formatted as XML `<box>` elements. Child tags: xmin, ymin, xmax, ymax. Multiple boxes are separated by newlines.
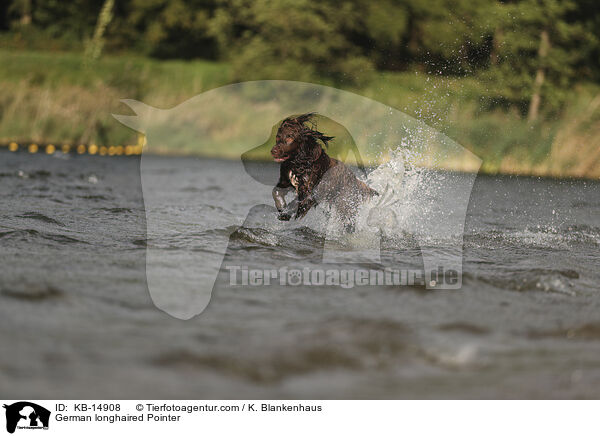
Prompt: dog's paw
<box><xmin>278</xmin><ymin>212</ymin><xmax>292</xmax><ymax>221</ymax></box>
<box><xmin>294</xmin><ymin>202</ymin><xmax>312</xmax><ymax>220</ymax></box>
<box><xmin>294</xmin><ymin>210</ymin><xmax>307</xmax><ymax>220</ymax></box>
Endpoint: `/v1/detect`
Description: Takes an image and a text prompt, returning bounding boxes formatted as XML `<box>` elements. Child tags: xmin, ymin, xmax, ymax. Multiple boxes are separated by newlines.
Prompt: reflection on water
<box><xmin>1</xmin><ymin>150</ymin><xmax>599</xmax><ymax>398</ymax></box>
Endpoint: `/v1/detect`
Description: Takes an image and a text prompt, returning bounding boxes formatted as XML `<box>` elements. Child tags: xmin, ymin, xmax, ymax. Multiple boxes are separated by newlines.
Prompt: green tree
<box><xmin>84</xmin><ymin>0</ymin><xmax>115</xmax><ymax>62</ymax></box>
<box><xmin>482</xmin><ymin>0</ymin><xmax>598</xmax><ymax>118</ymax></box>
<box><xmin>29</xmin><ymin>0</ymin><xmax>105</xmax><ymax>41</ymax></box>
<box><xmin>209</xmin><ymin>0</ymin><xmax>374</xmax><ymax>85</ymax></box>
<box><xmin>405</xmin><ymin>0</ymin><xmax>498</xmax><ymax>74</ymax></box>
<box><xmin>125</xmin><ymin>0</ymin><xmax>219</xmax><ymax>59</ymax></box>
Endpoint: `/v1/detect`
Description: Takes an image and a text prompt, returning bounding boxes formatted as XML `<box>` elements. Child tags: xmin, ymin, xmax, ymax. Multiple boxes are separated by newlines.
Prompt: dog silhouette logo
<box><xmin>3</xmin><ymin>402</ymin><xmax>50</xmax><ymax>434</ymax></box>
<box><xmin>114</xmin><ymin>80</ymin><xmax>481</xmax><ymax>319</ymax></box>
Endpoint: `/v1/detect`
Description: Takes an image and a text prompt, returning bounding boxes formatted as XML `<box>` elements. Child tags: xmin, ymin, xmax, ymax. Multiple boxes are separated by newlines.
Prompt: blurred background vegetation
<box><xmin>0</xmin><ymin>0</ymin><xmax>598</xmax><ymax>177</ymax></box>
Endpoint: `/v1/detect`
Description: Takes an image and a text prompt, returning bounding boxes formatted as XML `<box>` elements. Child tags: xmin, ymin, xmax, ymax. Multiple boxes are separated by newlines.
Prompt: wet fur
<box><xmin>271</xmin><ymin>113</ymin><xmax>378</xmax><ymax>228</ymax></box>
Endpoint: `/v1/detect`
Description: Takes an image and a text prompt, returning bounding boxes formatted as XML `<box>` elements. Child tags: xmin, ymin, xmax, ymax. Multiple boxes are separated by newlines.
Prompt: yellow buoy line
<box><xmin>1</xmin><ymin>141</ymin><xmax>145</xmax><ymax>156</ymax></box>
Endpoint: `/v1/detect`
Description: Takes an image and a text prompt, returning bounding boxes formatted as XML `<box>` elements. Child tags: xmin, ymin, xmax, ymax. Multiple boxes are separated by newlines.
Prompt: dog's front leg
<box><xmin>273</xmin><ymin>186</ymin><xmax>296</xmax><ymax>221</ymax></box>
<box><xmin>272</xmin><ymin>186</ymin><xmax>289</xmax><ymax>211</ymax></box>
<box><xmin>295</xmin><ymin>189</ymin><xmax>316</xmax><ymax>220</ymax></box>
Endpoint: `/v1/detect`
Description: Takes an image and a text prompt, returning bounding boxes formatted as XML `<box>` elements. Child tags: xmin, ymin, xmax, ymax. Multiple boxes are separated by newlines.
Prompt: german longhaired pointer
<box><xmin>271</xmin><ymin>113</ymin><xmax>378</xmax><ymax>229</ymax></box>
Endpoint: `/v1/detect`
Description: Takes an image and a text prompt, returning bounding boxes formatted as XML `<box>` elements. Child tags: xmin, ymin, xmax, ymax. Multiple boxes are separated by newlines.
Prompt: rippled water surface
<box><xmin>1</xmin><ymin>150</ymin><xmax>599</xmax><ymax>398</ymax></box>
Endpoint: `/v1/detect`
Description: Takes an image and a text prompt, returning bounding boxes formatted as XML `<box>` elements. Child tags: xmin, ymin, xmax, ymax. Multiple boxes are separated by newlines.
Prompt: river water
<box><xmin>1</xmin><ymin>150</ymin><xmax>599</xmax><ymax>398</ymax></box>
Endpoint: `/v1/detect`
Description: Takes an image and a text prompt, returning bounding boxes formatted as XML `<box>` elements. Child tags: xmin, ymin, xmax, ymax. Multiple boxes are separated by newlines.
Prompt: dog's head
<box><xmin>270</xmin><ymin>113</ymin><xmax>334</xmax><ymax>162</ymax></box>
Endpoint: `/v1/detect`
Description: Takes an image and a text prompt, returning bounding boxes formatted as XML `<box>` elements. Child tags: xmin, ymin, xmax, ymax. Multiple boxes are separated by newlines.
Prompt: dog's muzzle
<box><xmin>271</xmin><ymin>147</ymin><xmax>289</xmax><ymax>162</ymax></box>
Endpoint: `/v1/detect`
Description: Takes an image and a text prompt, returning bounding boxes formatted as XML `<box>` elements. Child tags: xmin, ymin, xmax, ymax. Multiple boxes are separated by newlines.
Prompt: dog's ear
<box><xmin>305</xmin><ymin>129</ymin><xmax>334</xmax><ymax>148</ymax></box>
<box><xmin>316</xmin><ymin>133</ymin><xmax>334</xmax><ymax>147</ymax></box>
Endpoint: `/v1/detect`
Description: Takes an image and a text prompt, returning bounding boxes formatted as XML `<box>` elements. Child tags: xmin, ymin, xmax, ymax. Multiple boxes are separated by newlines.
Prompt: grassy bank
<box><xmin>1</xmin><ymin>49</ymin><xmax>598</xmax><ymax>178</ymax></box>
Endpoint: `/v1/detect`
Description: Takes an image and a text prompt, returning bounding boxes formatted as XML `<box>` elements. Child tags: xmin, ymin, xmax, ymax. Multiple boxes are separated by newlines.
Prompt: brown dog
<box><xmin>271</xmin><ymin>113</ymin><xmax>378</xmax><ymax>228</ymax></box>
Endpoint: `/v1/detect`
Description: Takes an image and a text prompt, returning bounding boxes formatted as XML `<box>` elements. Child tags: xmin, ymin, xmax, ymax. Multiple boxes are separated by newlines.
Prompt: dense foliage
<box><xmin>1</xmin><ymin>0</ymin><xmax>599</xmax><ymax>118</ymax></box>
